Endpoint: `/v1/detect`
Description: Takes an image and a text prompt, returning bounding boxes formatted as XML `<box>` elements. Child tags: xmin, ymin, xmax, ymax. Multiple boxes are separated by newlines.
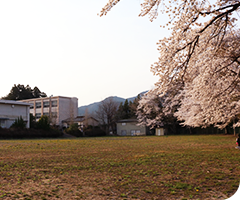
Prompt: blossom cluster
<box><xmin>101</xmin><ymin>0</ymin><xmax>240</xmax><ymax>128</ymax></box>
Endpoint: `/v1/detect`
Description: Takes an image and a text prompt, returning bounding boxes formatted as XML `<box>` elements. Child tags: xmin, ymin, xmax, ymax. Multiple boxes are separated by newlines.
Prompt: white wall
<box><xmin>58</xmin><ymin>97</ymin><xmax>78</xmax><ymax>125</ymax></box>
<box><xmin>0</xmin><ymin>102</ymin><xmax>30</xmax><ymax>128</ymax></box>
<box><xmin>117</xmin><ymin>121</ymin><xmax>146</xmax><ymax>136</ymax></box>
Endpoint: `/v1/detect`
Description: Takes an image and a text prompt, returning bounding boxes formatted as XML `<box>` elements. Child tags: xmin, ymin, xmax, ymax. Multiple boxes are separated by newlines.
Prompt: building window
<box><xmin>43</xmin><ymin>101</ymin><xmax>49</xmax><ymax>108</ymax></box>
<box><xmin>131</xmin><ymin>130</ymin><xmax>140</xmax><ymax>136</ymax></box>
<box><xmin>35</xmin><ymin>113</ymin><xmax>41</xmax><ymax>119</ymax></box>
<box><xmin>130</xmin><ymin>130</ymin><xmax>136</xmax><ymax>136</ymax></box>
<box><xmin>51</xmin><ymin>112</ymin><xmax>57</xmax><ymax>118</ymax></box>
<box><xmin>51</xmin><ymin>100</ymin><xmax>57</xmax><ymax>107</ymax></box>
<box><xmin>36</xmin><ymin>102</ymin><xmax>41</xmax><ymax>108</ymax></box>
<box><xmin>78</xmin><ymin>122</ymin><xmax>83</xmax><ymax>126</ymax></box>
<box><xmin>30</xmin><ymin>105</ymin><xmax>34</xmax><ymax>109</ymax></box>
<box><xmin>136</xmin><ymin>130</ymin><xmax>141</xmax><ymax>133</ymax></box>
<box><xmin>43</xmin><ymin>112</ymin><xmax>49</xmax><ymax>116</ymax></box>
<box><xmin>122</xmin><ymin>123</ymin><xmax>126</xmax><ymax>126</ymax></box>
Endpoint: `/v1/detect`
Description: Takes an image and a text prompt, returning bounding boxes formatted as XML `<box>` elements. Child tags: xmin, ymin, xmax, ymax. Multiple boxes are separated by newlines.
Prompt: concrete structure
<box><xmin>116</xmin><ymin>119</ymin><xmax>146</xmax><ymax>136</ymax></box>
<box><xmin>0</xmin><ymin>100</ymin><xmax>31</xmax><ymax>128</ymax></box>
<box><xmin>20</xmin><ymin>96</ymin><xmax>78</xmax><ymax>127</ymax></box>
<box><xmin>62</xmin><ymin>116</ymin><xmax>99</xmax><ymax>129</ymax></box>
<box><xmin>156</xmin><ymin>127</ymin><xmax>165</xmax><ymax>136</ymax></box>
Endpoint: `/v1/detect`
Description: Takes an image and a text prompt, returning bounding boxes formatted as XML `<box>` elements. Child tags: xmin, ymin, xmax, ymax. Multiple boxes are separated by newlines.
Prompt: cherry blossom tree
<box><xmin>137</xmin><ymin>86</ymin><xmax>183</xmax><ymax>134</ymax></box>
<box><xmin>137</xmin><ymin>89</ymin><xmax>164</xmax><ymax>128</ymax></box>
<box><xmin>175</xmin><ymin>31</ymin><xmax>240</xmax><ymax>129</ymax></box>
<box><xmin>100</xmin><ymin>0</ymin><xmax>240</xmax><ymax>129</ymax></box>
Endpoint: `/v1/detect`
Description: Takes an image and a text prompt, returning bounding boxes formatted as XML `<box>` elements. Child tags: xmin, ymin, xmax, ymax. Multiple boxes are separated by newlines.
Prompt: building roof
<box><xmin>20</xmin><ymin>96</ymin><xmax>78</xmax><ymax>102</ymax></box>
<box><xmin>0</xmin><ymin>100</ymin><xmax>31</xmax><ymax>106</ymax></box>
<box><xmin>116</xmin><ymin>119</ymin><xmax>138</xmax><ymax>123</ymax></box>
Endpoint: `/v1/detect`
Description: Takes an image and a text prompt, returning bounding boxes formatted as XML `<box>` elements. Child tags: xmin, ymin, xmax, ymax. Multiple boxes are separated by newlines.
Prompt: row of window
<box><xmin>121</xmin><ymin>130</ymin><xmax>141</xmax><ymax>136</ymax></box>
<box><xmin>30</xmin><ymin>100</ymin><xmax>58</xmax><ymax>109</ymax></box>
<box><xmin>35</xmin><ymin>112</ymin><xmax>58</xmax><ymax>119</ymax></box>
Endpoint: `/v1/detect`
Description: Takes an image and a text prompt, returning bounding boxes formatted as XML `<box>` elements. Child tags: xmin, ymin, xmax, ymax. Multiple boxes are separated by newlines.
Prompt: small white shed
<box><xmin>116</xmin><ymin>119</ymin><xmax>146</xmax><ymax>136</ymax></box>
<box><xmin>156</xmin><ymin>127</ymin><xmax>165</xmax><ymax>136</ymax></box>
<box><xmin>0</xmin><ymin>100</ymin><xmax>31</xmax><ymax>128</ymax></box>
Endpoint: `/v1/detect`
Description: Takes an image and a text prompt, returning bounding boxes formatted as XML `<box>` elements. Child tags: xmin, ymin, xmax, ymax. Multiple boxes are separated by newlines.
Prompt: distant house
<box><xmin>0</xmin><ymin>100</ymin><xmax>31</xmax><ymax>128</ymax></box>
<box><xmin>20</xmin><ymin>96</ymin><xmax>78</xmax><ymax>127</ymax></box>
<box><xmin>116</xmin><ymin>119</ymin><xmax>147</xmax><ymax>136</ymax></box>
<box><xmin>62</xmin><ymin>116</ymin><xmax>99</xmax><ymax>129</ymax></box>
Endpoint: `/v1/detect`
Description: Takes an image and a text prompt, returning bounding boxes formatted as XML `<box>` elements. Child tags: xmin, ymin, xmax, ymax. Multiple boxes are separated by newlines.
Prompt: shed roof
<box><xmin>116</xmin><ymin>119</ymin><xmax>138</xmax><ymax>123</ymax></box>
<box><xmin>0</xmin><ymin>100</ymin><xmax>31</xmax><ymax>106</ymax></box>
<box><xmin>20</xmin><ymin>96</ymin><xmax>78</xmax><ymax>102</ymax></box>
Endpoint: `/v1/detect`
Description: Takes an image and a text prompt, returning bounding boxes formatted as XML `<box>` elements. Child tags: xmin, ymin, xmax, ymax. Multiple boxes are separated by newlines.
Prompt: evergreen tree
<box><xmin>116</xmin><ymin>96</ymin><xmax>143</xmax><ymax>120</ymax></box>
<box><xmin>116</xmin><ymin>100</ymin><xmax>131</xmax><ymax>120</ymax></box>
<box><xmin>116</xmin><ymin>102</ymin><xmax>124</xmax><ymax>120</ymax></box>
<box><xmin>2</xmin><ymin>84</ymin><xmax>47</xmax><ymax>100</ymax></box>
<box><xmin>122</xmin><ymin>99</ymin><xmax>130</xmax><ymax>119</ymax></box>
<box><xmin>129</xmin><ymin>94</ymin><xmax>142</xmax><ymax>118</ymax></box>
<box><xmin>37</xmin><ymin>115</ymin><xmax>50</xmax><ymax>130</ymax></box>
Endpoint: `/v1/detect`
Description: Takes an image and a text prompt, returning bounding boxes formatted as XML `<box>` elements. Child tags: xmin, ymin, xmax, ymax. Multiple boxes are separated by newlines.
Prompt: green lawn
<box><xmin>0</xmin><ymin>135</ymin><xmax>239</xmax><ymax>199</ymax></box>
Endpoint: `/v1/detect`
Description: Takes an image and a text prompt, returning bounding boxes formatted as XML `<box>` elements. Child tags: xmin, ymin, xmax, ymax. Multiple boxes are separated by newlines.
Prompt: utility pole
<box><xmin>49</xmin><ymin>95</ymin><xmax>53</xmax><ymax>124</ymax></box>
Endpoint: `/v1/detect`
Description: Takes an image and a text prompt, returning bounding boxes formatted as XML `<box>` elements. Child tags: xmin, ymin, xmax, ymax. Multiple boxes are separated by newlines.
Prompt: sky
<box><xmin>0</xmin><ymin>0</ymin><xmax>170</xmax><ymax>106</ymax></box>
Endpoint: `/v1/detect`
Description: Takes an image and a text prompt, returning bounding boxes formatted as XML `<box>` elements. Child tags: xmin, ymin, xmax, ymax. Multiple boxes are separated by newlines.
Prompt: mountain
<box><xmin>78</xmin><ymin>91</ymin><xmax>147</xmax><ymax>116</ymax></box>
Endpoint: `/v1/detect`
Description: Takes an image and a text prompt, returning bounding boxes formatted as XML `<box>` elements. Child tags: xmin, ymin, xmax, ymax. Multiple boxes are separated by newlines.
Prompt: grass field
<box><xmin>0</xmin><ymin>135</ymin><xmax>239</xmax><ymax>200</ymax></box>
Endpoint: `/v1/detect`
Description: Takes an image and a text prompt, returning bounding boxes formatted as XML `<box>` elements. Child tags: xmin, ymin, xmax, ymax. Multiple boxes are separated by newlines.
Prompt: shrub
<box><xmin>11</xmin><ymin>116</ymin><xmax>26</xmax><ymax>129</ymax></box>
<box><xmin>84</xmin><ymin>126</ymin><xmax>106</xmax><ymax>137</ymax></box>
<box><xmin>0</xmin><ymin>127</ymin><xmax>63</xmax><ymax>139</ymax></box>
<box><xmin>65</xmin><ymin>123</ymin><xmax>83</xmax><ymax>137</ymax></box>
<box><xmin>30</xmin><ymin>113</ymin><xmax>37</xmax><ymax>129</ymax></box>
<box><xmin>36</xmin><ymin>115</ymin><xmax>50</xmax><ymax>130</ymax></box>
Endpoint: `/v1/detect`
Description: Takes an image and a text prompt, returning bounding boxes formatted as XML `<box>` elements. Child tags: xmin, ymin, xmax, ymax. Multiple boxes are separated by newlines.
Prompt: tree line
<box><xmin>2</xmin><ymin>84</ymin><xmax>47</xmax><ymax>100</ymax></box>
<box><xmin>94</xmin><ymin>95</ymin><xmax>141</xmax><ymax>135</ymax></box>
<box><xmin>2</xmin><ymin>84</ymin><xmax>238</xmax><ymax>136</ymax></box>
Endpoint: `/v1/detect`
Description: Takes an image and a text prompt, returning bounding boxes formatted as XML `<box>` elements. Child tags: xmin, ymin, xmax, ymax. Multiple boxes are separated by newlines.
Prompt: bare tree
<box><xmin>95</xmin><ymin>97</ymin><xmax>119</xmax><ymax>135</ymax></box>
<box><xmin>84</xmin><ymin>108</ymin><xmax>89</xmax><ymax>127</ymax></box>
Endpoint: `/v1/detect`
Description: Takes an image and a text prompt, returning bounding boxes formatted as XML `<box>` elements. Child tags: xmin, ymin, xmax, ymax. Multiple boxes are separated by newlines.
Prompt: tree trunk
<box><xmin>225</xmin><ymin>127</ymin><xmax>228</xmax><ymax>135</ymax></box>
